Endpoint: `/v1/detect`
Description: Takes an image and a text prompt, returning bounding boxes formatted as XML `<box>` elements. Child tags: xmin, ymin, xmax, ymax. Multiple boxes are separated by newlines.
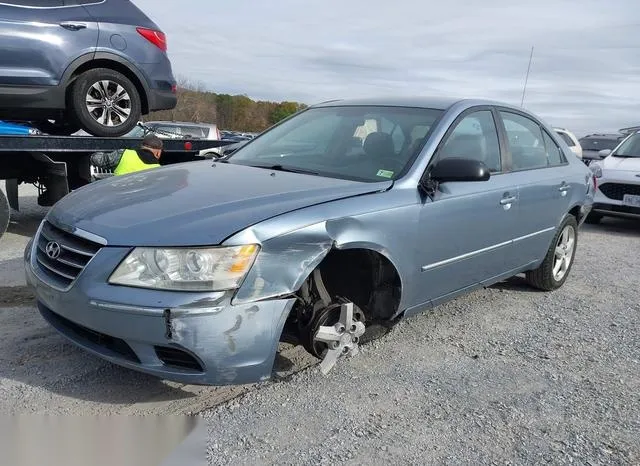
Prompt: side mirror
<box><xmin>429</xmin><ymin>157</ymin><xmax>491</xmax><ymax>183</ymax></box>
<box><xmin>598</xmin><ymin>149</ymin><xmax>612</xmax><ymax>158</ymax></box>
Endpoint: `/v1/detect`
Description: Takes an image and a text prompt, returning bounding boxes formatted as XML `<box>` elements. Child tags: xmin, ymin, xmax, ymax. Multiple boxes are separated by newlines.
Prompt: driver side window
<box><xmin>438</xmin><ymin>110</ymin><xmax>502</xmax><ymax>173</ymax></box>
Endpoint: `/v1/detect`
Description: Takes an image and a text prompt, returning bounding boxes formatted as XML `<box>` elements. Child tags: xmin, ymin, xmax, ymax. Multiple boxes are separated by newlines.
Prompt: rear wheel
<box><xmin>526</xmin><ymin>215</ymin><xmax>578</xmax><ymax>291</ymax></box>
<box><xmin>0</xmin><ymin>189</ymin><xmax>10</xmax><ymax>239</ymax></box>
<box><xmin>70</xmin><ymin>68</ymin><xmax>141</xmax><ymax>137</ymax></box>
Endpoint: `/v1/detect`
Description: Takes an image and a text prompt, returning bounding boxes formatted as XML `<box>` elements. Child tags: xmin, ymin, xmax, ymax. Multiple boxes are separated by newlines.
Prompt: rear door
<box><xmin>0</xmin><ymin>0</ymin><xmax>98</xmax><ymax>87</ymax></box>
<box><xmin>496</xmin><ymin>109</ymin><xmax>573</xmax><ymax>265</ymax></box>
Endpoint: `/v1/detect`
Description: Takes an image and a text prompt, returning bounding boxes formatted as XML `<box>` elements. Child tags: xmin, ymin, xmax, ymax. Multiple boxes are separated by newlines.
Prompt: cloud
<box><xmin>133</xmin><ymin>0</ymin><xmax>640</xmax><ymax>135</ymax></box>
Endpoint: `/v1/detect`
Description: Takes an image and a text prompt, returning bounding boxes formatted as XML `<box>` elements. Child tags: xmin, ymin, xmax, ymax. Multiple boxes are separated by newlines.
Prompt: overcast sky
<box><xmin>135</xmin><ymin>0</ymin><xmax>639</xmax><ymax>136</ymax></box>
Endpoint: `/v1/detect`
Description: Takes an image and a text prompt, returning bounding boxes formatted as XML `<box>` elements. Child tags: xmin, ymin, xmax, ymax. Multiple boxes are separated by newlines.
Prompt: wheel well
<box><xmin>569</xmin><ymin>205</ymin><xmax>581</xmax><ymax>221</ymax></box>
<box><xmin>67</xmin><ymin>59</ymin><xmax>149</xmax><ymax>113</ymax></box>
<box><xmin>315</xmin><ymin>248</ymin><xmax>402</xmax><ymax>321</ymax></box>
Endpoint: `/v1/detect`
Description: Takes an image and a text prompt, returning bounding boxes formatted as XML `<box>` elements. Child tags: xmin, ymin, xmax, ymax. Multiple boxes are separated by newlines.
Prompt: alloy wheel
<box><xmin>85</xmin><ymin>80</ymin><xmax>132</xmax><ymax>127</ymax></box>
<box><xmin>553</xmin><ymin>224</ymin><xmax>576</xmax><ymax>281</ymax></box>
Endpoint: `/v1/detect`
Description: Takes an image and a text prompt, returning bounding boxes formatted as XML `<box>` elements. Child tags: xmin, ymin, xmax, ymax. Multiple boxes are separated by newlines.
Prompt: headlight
<box><xmin>589</xmin><ymin>163</ymin><xmax>603</xmax><ymax>178</ymax></box>
<box><xmin>108</xmin><ymin>245</ymin><xmax>259</xmax><ymax>291</ymax></box>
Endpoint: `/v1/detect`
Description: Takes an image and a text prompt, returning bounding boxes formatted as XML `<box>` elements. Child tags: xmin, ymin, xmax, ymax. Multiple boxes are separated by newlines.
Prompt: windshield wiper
<box><xmin>249</xmin><ymin>164</ymin><xmax>320</xmax><ymax>176</ymax></box>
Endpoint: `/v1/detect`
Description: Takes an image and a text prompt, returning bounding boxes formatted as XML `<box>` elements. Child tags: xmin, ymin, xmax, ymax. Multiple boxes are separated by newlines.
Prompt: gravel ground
<box><xmin>1</xmin><ymin>186</ymin><xmax>639</xmax><ymax>464</ymax></box>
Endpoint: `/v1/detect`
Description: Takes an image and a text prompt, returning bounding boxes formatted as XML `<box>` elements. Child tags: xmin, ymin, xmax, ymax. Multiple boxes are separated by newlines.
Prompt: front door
<box><xmin>416</xmin><ymin>108</ymin><xmax>521</xmax><ymax>306</ymax></box>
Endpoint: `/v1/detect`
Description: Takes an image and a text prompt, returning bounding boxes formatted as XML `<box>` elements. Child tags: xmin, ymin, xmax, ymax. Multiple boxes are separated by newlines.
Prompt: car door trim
<box><xmin>421</xmin><ymin>226</ymin><xmax>555</xmax><ymax>271</ymax></box>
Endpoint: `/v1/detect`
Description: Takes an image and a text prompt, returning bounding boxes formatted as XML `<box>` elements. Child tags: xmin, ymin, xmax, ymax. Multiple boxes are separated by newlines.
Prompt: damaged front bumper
<box><xmin>24</xmin><ymin>240</ymin><xmax>294</xmax><ymax>386</ymax></box>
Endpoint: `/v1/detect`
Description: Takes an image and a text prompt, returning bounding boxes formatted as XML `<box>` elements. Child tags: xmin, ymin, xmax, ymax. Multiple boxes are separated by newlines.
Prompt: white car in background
<box><xmin>554</xmin><ymin>127</ymin><xmax>582</xmax><ymax>159</ymax></box>
<box><xmin>587</xmin><ymin>130</ymin><xmax>640</xmax><ymax>223</ymax></box>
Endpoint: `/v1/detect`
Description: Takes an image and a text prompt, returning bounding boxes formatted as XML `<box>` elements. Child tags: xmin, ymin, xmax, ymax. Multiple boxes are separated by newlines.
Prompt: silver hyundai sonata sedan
<box><xmin>25</xmin><ymin>97</ymin><xmax>596</xmax><ymax>385</ymax></box>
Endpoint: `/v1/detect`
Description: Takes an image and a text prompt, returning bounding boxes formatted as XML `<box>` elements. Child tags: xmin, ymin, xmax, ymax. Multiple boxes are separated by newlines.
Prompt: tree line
<box><xmin>147</xmin><ymin>79</ymin><xmax>307</xmax><ymax>132</ymax></box>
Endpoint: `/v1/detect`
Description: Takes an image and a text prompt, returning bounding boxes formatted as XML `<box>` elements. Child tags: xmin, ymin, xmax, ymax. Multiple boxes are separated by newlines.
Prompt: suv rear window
<box><xmin>579</xmin><ymin>138</ymin><xmax>620</xmax><ymax>151</ymax></box>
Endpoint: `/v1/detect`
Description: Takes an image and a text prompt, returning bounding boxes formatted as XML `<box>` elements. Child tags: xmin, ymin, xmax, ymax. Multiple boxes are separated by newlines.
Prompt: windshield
<box><xmin>226</xmin><ymin>105</ymin><xmax>443</xmax><ymax>182</ymax></box>
<box><xmin>579</xmin><ymin>137</ymin><xmax>621</xmax><ymax>151</ymax></box>
<box><xmin>612</xmin><ymin>133</ymin><xmax>640</xmax><ymax>157</ymax></box>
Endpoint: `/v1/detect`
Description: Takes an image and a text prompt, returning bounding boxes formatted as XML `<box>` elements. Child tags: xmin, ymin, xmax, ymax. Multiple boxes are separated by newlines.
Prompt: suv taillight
<box><xmin>137</xmin><ymin>27</ymin><xmax>167</xmax><ymax>52</ymax></box>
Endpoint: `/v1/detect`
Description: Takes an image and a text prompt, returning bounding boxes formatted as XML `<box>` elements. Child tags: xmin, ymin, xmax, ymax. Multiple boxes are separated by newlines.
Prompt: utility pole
<box><xmin>520</xmin><ymin>46</ymin><xmax>534</xmax><ymax>107</ymax></box>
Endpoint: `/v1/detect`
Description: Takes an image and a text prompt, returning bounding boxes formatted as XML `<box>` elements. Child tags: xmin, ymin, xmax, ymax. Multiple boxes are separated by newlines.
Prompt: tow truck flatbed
<box><xmin>0</xmin><ymin>133</ymin><xmax>232</xmax><ymax>238</ymax></box>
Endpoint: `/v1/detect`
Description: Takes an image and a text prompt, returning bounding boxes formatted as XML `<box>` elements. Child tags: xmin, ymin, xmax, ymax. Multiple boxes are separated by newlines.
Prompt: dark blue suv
<box><xmin>0</xmin><ymin>0</ymin><xmax>177</xmax><ymax>137</ymax></box>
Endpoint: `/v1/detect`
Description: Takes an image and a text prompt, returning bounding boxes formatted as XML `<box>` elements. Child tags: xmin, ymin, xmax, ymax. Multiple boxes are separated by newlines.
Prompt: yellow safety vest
<box><xmin>113</xmin><ymin>149</ymin><xmax>160</xmax><ymax>176</ymax></box>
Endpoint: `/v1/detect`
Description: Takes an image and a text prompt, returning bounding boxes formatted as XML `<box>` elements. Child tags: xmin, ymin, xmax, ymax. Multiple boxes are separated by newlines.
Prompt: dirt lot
<box><xmin>1</xmin><ymin>187</ymin><xmax>639</xmax><ymax>463</ymax></box>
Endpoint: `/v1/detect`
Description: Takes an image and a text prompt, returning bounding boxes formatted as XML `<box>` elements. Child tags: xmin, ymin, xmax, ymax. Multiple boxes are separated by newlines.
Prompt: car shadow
<box><xmin>581</xmin><ymin>216</ymin><xmax>640</xmax><ymax>237</ymax></box>
<box><xmin>6</xmin><ymin>194</ymin><xmax>48</xmax><ymax>239</ymax></box>
<box><xmin>489</xmin><ymin>274</ymin><xmax>543</xmax><ymax>293</ymax></box>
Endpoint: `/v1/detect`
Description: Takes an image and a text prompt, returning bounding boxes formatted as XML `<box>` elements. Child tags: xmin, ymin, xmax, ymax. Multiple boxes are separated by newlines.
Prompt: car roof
<box><xmin>310</xmin><ymin>96</ymin><xmax>521</xmax><ymax>111</ymax></box>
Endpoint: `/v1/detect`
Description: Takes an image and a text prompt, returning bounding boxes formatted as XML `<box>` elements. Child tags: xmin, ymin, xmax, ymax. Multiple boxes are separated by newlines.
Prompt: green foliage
<box><xmin>147</xmin><ymin>81</ymin><xmax>306</xmax><ymax>132</ymax></box>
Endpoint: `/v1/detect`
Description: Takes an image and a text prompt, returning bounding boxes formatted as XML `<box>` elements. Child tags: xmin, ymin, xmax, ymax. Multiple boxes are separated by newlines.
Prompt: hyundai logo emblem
<box><xmin>45</xmin><ymin>241</ymin><xmax>61</xmax><ymax>260</ymax></box>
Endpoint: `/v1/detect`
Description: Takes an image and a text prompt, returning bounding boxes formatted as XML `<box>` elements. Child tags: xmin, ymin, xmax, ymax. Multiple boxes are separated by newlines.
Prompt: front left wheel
<box><xmin>70</xmin><ymin>68</ymin><xmax>142</xmax><ymax>137</ymax></box>
<box><xmin>526</xmin><ymin>215</ymin><xmax>578</xmax><ymax>291</ymax></box>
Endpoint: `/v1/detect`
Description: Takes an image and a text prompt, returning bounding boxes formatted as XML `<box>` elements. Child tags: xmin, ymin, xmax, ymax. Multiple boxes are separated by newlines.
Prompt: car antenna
<box><xmin>520</xmin><ymin>46</ymin><xmax>534</xmax><ymax>107</ymax></box>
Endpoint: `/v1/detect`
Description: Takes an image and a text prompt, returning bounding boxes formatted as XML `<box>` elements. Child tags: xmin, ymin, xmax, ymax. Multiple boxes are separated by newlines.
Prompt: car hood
<box><xmin>602</xmin><ymin>155</ymin><xmax>640</xmax><ymax>171</ymax></box>
<box><xmin>47</xmin><ymin>161</ymin><xmax>392</xmax><ymax>247</ymax></box>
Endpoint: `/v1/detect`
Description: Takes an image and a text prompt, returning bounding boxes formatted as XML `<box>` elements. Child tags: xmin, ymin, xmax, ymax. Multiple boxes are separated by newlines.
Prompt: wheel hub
<box><xmin>313</xmin><ymin>302</ymin><xmax>366</xmax><ymax>375</ymax></box>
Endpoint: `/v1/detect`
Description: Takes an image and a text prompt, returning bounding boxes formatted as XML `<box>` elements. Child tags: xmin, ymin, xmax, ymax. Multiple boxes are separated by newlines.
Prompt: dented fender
<box><xmin>223</xmin><ymin>189</ymin><xmax>421</xmax><ymax>312</ymax></box>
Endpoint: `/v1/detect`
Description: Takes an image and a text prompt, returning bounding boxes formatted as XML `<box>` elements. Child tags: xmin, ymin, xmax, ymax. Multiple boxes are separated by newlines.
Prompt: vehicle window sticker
<box><xmin>376</xmin><ymin>169</ymin><xmax>394</xmax><ymax>178</ymax></box>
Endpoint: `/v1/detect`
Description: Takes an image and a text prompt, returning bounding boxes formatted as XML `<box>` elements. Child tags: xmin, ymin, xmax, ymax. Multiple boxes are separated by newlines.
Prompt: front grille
<box><xmin>155</xmin><ymin>346</ymin><xmax>204</xmax><ymax>372</ymax></box>
<box><xmin>39</xmin><ymin>305</ymin><xmax>140</xmax><ymax>363</ymax></box>
<box><xmin>35</xmin><ymin>221</ymin><xmax>102</xmax><ymax>289</ymax></box>
<box><xmin>599</xmin><ymin>182</ymin><xmax>640</xmax><ymax>200</ymax></box>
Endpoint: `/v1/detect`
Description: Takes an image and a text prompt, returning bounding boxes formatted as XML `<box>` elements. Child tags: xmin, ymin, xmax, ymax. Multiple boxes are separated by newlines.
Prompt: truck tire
<box><xmin>70</xmin><ymin>68</ymin><xmax>141</xmax><ymax>137</ymax></box>
<box><xmin>0</xmin><ymin>189</ymin><xmax>10</xmax><ymax>239</ymax></box>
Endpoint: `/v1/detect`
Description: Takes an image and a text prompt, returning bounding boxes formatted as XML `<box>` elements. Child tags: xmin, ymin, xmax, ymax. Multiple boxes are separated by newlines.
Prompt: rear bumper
<box><xmin>592</xmin><ymin>202</ymin><xmax>640</xmax><ymax>219</ymax></box>
<box><xmin>147</xmin><ymin>87</ymin><xmax>177</xmax><ymax>111</ymax></box>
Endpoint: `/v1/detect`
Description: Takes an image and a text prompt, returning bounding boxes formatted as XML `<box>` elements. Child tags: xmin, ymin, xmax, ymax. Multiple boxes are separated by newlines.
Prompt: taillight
<box><xmin>593</xmin><ymin>175</ymin><xmax>598</xmax><ymax>192</ymax></box>
<box><xmin>171</xmin><ymin>84</ymin><xmax>177</xmax><ymax>93</ymax></box>
<box><xmin>137</xmin><ymin>27</ymin><xmax>167</xmax><ymax>52</ymax></box>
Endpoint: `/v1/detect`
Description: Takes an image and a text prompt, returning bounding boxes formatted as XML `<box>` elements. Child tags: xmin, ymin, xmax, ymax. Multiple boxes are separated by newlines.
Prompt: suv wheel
<box><xmin>70</xmin><ymin>68</ymin><xmax>141</xmax><ymax>137</ymax></box>
<box><xmin>525</xmin><ymin>215</ymin><xmax>578</xmax><ymax>291</ymax></box>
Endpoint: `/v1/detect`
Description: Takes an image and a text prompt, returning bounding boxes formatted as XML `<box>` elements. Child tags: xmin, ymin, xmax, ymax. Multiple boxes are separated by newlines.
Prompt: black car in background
<box><xmin>579</xmin><ymin>133</ymin><xmax>626</xmax><ymax>163</ymax></box>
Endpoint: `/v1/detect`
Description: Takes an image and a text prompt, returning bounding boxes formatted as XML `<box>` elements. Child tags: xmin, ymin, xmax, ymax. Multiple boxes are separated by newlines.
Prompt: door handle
<box><xmin>500</xmin><ymin>196</ymin><xmax>517</xmax><ymax>205</ymax></box>
<box><xmin>60</xmin><ymin>22</ymin><xmax>87</xmax><ymax>31</ymax></box>
<box><xmin>558</xmin><ymin>183</ymin><xmax>571</xmax><ymax>197</ymax></box>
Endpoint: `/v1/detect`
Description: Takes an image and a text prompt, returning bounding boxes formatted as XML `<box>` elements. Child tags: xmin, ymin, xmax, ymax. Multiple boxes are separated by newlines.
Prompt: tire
<box><xmin>0</xmin><ymin>189</ymin><xmax>10</xmax><ymax>240</ymax></box>
<box><xmin>525</xmin><ymin>215</ymin><xmax>578</xmax><ymax>291</ymax></box>
<box><xmin>585</xmin><ymin>212</ymin><xmax>602</xmax><ymax>224</ymax></box>
<box><xmin>70</xmin><ymin>68</ymin><xmax>141</xmax><ymax>137</ymax></box>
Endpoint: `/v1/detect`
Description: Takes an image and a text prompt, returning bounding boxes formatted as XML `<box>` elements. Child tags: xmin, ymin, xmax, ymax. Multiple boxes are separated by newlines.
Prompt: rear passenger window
<box><xmin>499</xmin><ymin>111</ymin><xmax>547</xmax><ymax>171</ymax></box>
<box><xmin>543</xmin><ymin>131</ymin><xmax>566</xmax><ymax>166</ymax></box>
<box><xmin>438</xmin><ymin>110</ymin><xmax>501</xmax><ymax>173</ymax></box>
